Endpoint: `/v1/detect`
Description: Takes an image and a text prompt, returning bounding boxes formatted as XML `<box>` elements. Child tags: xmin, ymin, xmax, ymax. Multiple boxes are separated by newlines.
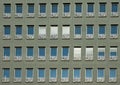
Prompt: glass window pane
<box><xmin>76</xmin><ymin>3</ymin><xmax>82</xmax><ymax>12</ymax></box>
<box><xmin>110</xmin><ymin>47</ymin><xmax>117</xmax><ymax>56</ymax></box>
<box><xmin>86</xmin><ymin>47</ymin><xmax>93</xmax><ymax>57</ymax></box>
<box><xmin>16</xmin><ymin>25</ymin><xmax>22</xmax><ymax>35</ymax></box>
<box><xmin>62</xmin><ymin>47</ymin><xmax>69</xmax><ymax>56</ymax></box>
<box><xmin>4</xmin><ymin>47</ymin><xmax>10</xmax><ymax>56</ymax></box>
<box><xmin>98</xmin><ymin>68</ymin><xmax>104</xmax><ymax>78</ymax></box>
<box><xmin>110</xmin><ymin>68</ymin><xmax>116</xmax><ymax>78</ymax></box>
<box><xmin>51</xmin><ymin>47</ymin><xmax>57</xmax><ymax>56</ymax></box>
<box><xmin>87</xmin><ymin>25</ymin><xmax>93</xmax><ymax>34</ymax></box>
<box><xmin>16</xmin><ymin>47</ymin><xmax>22</xmax><ymax>56</ymax></box>
<box><xmin>50</xmin><ymin>26</ymin><xmax>58</xmax><ymax>35</ymax></box>
<box><xmin>28</xmin><ymin>4</ymin><xmax>34</xmax><ymax>13</ymax></box>
<box><xmin>100</xmin><ymin>3</ymin><xmax>106</xmax><ymax>12</ymax></box>
<box><xmin>50</xmin><ymin>68</ymin><xmax>56</xmax><ymax>78</ymax></box>
<box><xmin>74</xmin><ymin>47</ymin><xmax>81</xmax><ymax>58</ymax></box>
<box><xmin>38</xmin><ymin>68</ymin><xmax>45</xmax><ymax>78</ymax></box>
<box><xmin>64</xmin><ymin>3</ymin><xmax>70</xmax><ymax>13</ymax></box>
<box><xmin>39</xmin><ymin>47</ymin><xmax>45</xmax><ymax>56</ymax></box>
<box><xmin>75</xmin><ymin>25</ymin><xmax>81</xmax><ymax>34</ymax></box>
<box><xmin>28</xmin><ymin>25</ymin><xmax>34</xmax><ymax>34</ymax></box>
<box><xmin>16</xmin><ymin>4</ymin><xmax>22</xmax><ymax>13</ymax></box>
<box><xmin>4</xmin><ymin>25</ymin><xmax>10</xmax><ymax>35</ymax></box>
<box><xmin>26</xmin><ymin>68</ymin><xmax>33</xmax><ymax>78</ymax></box>
<box><xmin>62</xmin><ymin>68</ymin><xmax>68</xmax><ymax>78</ymax></box>
<box><xmin>98</xmin><ymin>47</ymin><xmax>105</xmax><ymax>57</ymax></box>
<box><xmin>4</xmin><ymin>4</ymin><xmax>11</xmax><ymax>13</ymax></box>
<box><xmin>86</xmin><ymin>68</ymin><xmax>92</xmax><ymax>78</ymax></box>
<box><xmin>39</xmin><ymin>26</ymin><xmax>46</xmax><ymax>35</ymax></box>
<box><xmin>27</xmin><ymin>47</ymin><xmax>33</xmax><ymax>56</ymax></box>
<box><xmin>62</xmin><ymin>26</ymin><xmax>70</xmax><ymax>35</ymax></box>
<box><xmin>15</xmin><ymin>68</ymin><xmax>21</xmax><ymax>78</ymax></box>
<box><xmin>112</xmin><ymin>3</ymin><xmax>118</xmax><ymax>12</ymax></box>
<box><xmin>74</xmin><ymin>68</ymin><xmax>80</xmax><ymax>78</ymax></box>
<box><xmin>88</xmin><ymin>3</ymin><xmax>94</xmax><ymax>12</ymax></box>
<box><xmin>40</xmin><ymin>4</ymin><xmax>46</xmax><ymax>13</ymax></box>
<box><xmin>99</xmin><ymin>25</ymin><xmax>105</xmax><ymax>34</ymax></box>
<box><xmin>52</xmin><ymin>3</ymin><xmax>58</xmax><ymax>13</ymax></box>
<box><xmin>111</xmin><ymin>25</ymin><xmax>117</xmax><ymax>34</ymax></box>
<box><xmin>3</xmin><ymin>68</ymin><xmax>10</xmax><ymax>78</ymax></box>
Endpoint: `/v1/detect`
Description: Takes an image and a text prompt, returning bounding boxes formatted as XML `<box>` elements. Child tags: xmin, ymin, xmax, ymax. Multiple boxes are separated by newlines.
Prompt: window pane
<box><xmin>50</xmin><ymin>68</ymin><xmax>56</xmax><ymax>78</ymax></box>
<box><xmin>62</xmin><ymin>47</ymin><xmax>69</xmax><ymax>56</ymax></box>
<box><xmin>98</xmin><ymin>68</ymin><xmax>104</xmax><ymax>78</ymax></box>
<box><xmin>26</xmin><ymin>68</ymin><xmax>33</xmax><ymax>78</ymax></box>
<box><xmin>15</xmin><ymin>68</ymin><xmax>21</xmax><ymax>78</ymax></box>
<box><xmin>4</xmin><ymin>47</ymin><xmax>10</xmax><ymax>56</ymax></box>
<box><xmin>74</xmin><ymin>47</ymin><xmax>81</xmax><ymax>58</ymax></box>
<box><xmin>51</xmin><ymin>47</ymin><xmax>57</xmax><ymax>56</ymax></box>
<box><xmin>27</xmin><ymin>47</ymin><xmax>33</xmax><ymax>56</ymax></box>
<box><xmin>75</xmin><ymin>25</ymin><xmax>81</xmax><ymax>34</ymax></box>
<box><xmin>50</xmin><ymin>26</ymin><xmax>58</xmax><ymax>35</ymax></box>
<box><xmin>39</xmin><ymin>26</ymin><xmax>46</xmax><ymax>35</ymax></box>
<box><xmin>52</xmin><ymin>3</ymin><xmax>58</xmax><ymax>13</ymax></box>
<box><xmin>99</xmin><ymin>25</ymin><xmax>105</xmax><ymax>34</ymax></box>
<box><xmin>3</xmin><ymin>68</ymin><xmax>10</xmax><ymax>78</ymax></box>
<box><xmin>64</xmin><ymin>3</ymin><xmax>70</xmax><ymax>13</ymax></box>
<box><xmin>39</xmin><ymin>47</ymin><xmax>45</xmax><ymax>56</ymax></box>
<box><xmin>86</xmin><ymin>47</ymin><xmax>93</xmax><ymax>57</ymax></box>
<box><xmin>38</xmin><ymin>68</ymin><xmax>45</xmax><ymax>78</ymax></box>
<box><xmin>16</xmin><ymin>4</ymin><xmax>22</xmax><ymax>13</ymax></box>
<box><xmin>111</xmin><ymin>25</ymin><xmax>117</xmax><ymax>34</ymax></box>
<box><xmin>28</xmin><ymin>25</ymin><xmax>34</xmax><ymax>34</ymax></box>
<box><xmin>100</xmin><ymin>3</ymin><xmax>106</xmax><ymax>12</ymax></box>
<box><xmin>88</xmin><ymin>3</ymin><xmax>94</xmax><ymax>12</ymax></box>
<box><xmin>110</xmin><ymin>68</ymin><xmax>116</xmax><ymax>78</ymax></box>
<box><xmin>4</xmin><ymin>4</ymin><xmax>11</xmax><ymax>13</ymax></box>
<box><xmin>40</xmin><ymin>4</ymin><xmax>46</xmax><ymax>13</ymax></box>
<box><xmin>62</xmin><ymin>68</ymin><xmax>68</xmax><ymax>78</ymax></box>
<box><xmin>74</xmin><ymin>68</ymin><xmax>80</xmax><ymax>78</ymax></box>
<box><xmin>87</xmin><ymin>25</ymin><xmax>93</xmax><ymax>34</ymax></box>
<box><xmin>28</xmin><ymin>4</ymin><xmax>34</xmax><ymax>13</ymax></box>
<box><xmin>76</xmin><ymin>3</ymin><xmax>82</xmax><ymax>12</ymax></box>
<box><xmin>16</xmin><ymin>25</ymin><xmax>22</xmax><ymax>35</ymax></box>
<box><xmin>86</xmin><ymin>68</ymin><xmax>92</xmax><ymax>78</ymax></box>
<box><xmin>4</xmin><ymin>25</ymin><xmax>10</xmax><ymax>35</ymax></box>
<box><xmin>112</xmin><ymin>3</ymin><xmax>118</xmax><ymax>12</ymax></box>
<box><xmin>110</xmin><ymin>47</ymin><xmax>117</xmax><ymax>56</ymax></box>
<box><xmin>98</xmin><ymin>47</ymin><xmax>105</xmax><ymax>57</ymax></box>
<box><xmin>16</xmin><ymin>47</ymin><xmax>22</xmax><ymax>56</ymax></box>
<box><xmin>62</xmin><ymin>26</ymin><xmax>70</xmax><ymax>35</ymax></box>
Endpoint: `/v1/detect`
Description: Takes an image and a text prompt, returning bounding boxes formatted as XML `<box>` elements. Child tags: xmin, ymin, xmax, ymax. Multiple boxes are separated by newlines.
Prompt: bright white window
<box><xmin>110</xmin><ymin>47</ymin><xmax>117</xmax><ymax>60</ymax></box>
<box><xmin>74</xmin><ymin>47</ymin><xmax>81</xmax><ymax>60</ymax></box>
<box><xmin>50</xmin><ymin>26</ymin><xmax>58</xmax><ymax>39</ymax></box>
<box><xmin>98</xmin><ymin>47</ymin><xmax>105</xmax><ymax>60</ymax></box>
<box><xmin>62</xmin><ymin>26</ymin><xmax>70</xmax><ymax>39</ymax></box>
<box><xmin>39</xmin><ymin>25</ymin><xmax>46</xmax><ymax>39</ymax></box>
<box><xmin>86</xmin><ymin>47</ymin><xmax>93</xmax><ymax>60</ymax></box>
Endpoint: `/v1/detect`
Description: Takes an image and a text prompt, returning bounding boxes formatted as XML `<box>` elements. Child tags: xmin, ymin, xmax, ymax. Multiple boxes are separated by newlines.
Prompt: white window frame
<box><xmin>97</xmin><ymin>68</ymin><xmax>105</xmax><ymax>82</ymax></box>
<box><xmin>14</xmin><ymin>68</ymin><xmax>22</xmax><ymax>82</ymax></box>
<box><xmin>38</xmin><ymin>47</ymin><xmax>46</xmax><ymax>60</ymax></box>
<box><xmin>38</xmin><ymin>26</ymin><xmax>46</xmax><ymax>39</ymax></box>
<box><xmin>25</xmin><ymin>68</ymin><xmax>33</xmax><ymax>82</ymax></box>
<box><xmin>26</xmin><ymin>47</ymin><xmax>34</xmax><ymax>61</ymax></box>
<box><xmin>98</xmin><ymin>47</ymin><xmax>105</xmax><ymax>60</ymax></box>
<box><xmin>49</xmin><ymin>68</ymin><xmax>57</xmax><ymax>82</ymax></box>
<box><xmin>85</xmin><ymin>47</ymin><xmax>93</xmax><ymax>60</ymax></box>
<box><xmin>109</xmin><ymin>47</ymin><xmax>117</xmax><ymax>60</ymax></box>
<box><xmin>85</xmin><ymin>68</ymin><xmax>93</xmax><ymax>82</ymax></box>
<box><xmin>62</xmin><ymin>26</ymin><xmax>70</xmax><ymax>39</ymax></box>
<box><xmin>61</xmin><ymin>68</ymin><xmax>69</xmax><ymax>82</ymax></box>
<box><xmin>37</xmin><ymin>68</ymin><xmax>45</xmax><ymax>82</ymax></box>
<box><xmin>109</xmin><ymin>68</ymin><xmax>117</xmax><ymax>82</ymax></box>
<box><xmin>50</xmin><ymin>47</ymin><xmax>58</xmax><ymax>60</ymax></box>
<box><xmin>61</xmin><ymin>47</ymin><xmax>69</xmax><ymax>60</ymax></box>
<box><xmin>74</xmin><ymin>47</ymin><xmax>81</xmax><ymax>60</ymax></box>
<box><xmin>50</xmin><ymin>26</ymin><xmax>58</xmax><ymax>39</ymax></box>
<box><xmin>86</xmin><ymin>25</ymin><xmax>94</xmax><ymax>39</ymax></box>
<box><xmin>73</xmin><ymin>68</ymin><xmax>81</xmax><ymax>82</ymax></box>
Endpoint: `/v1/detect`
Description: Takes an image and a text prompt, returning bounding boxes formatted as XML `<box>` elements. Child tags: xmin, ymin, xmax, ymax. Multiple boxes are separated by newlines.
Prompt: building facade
<box><xmin>0</xmin><ymin>0</ymin><xmax>120</xmax><ymax>85</ymax></box>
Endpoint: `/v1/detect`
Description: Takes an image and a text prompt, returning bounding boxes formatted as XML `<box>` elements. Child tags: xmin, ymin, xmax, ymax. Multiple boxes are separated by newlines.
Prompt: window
<box><xmin>62</xmin><ymin>26</ymin><xmax>70</xmax><ymax>39</ymax></box>
<box><xmin>110</xmin><ymin>25</ymin><xmax>118</xmax><ymax>37</ymax></box>
<box><xmin>4</xmin><ymin>47</ymin><xmax>10</xmax><ymax>60</ymax></box>
<box><xmin>86</xmin><ymin>47</ymin><xmax>93</xmax><ymax>60</ymax></box>
<box><xmin>40</xmin><ymin>3</ymin><xmax>46</xmax><ymax>13</ymax></box>
<box><xmin>16</xmin><ymin>25</ymin><xmax>22</xmax><ymax>36</ymax></box>
<box><xmin>39</xmin><ymin>25</ymin><xmax>46</xmax><ymax>39</ymax></box>
<box><xmin>50</xmin><ymin>68</ymin><xmax>57</xmax><ymax>81</ymax></box>
<box><xmin>99</xmin><ymin>3</ymin><xmax>106</xmax><ymax>12</ymax></box>
<box><xmin>87</xmin><ymin>3</ymin><xmax>94</xmax><ymax>12</ymax></box>
<box><xmin>14</xmin><ymin>68</ymin><xmax>21</xmax><ymax>78</ymax></box>
<box><xmin>64</xmin><ymin>3</ymin><xmax>70</xmax><ymax>13</ymax></box>
<box><xmin>27</xmin><ymin>47</ymin><xmax>33</xmax><ymax>60</ymax></box>
<box><xmin>73</xmin><ymin>68</ymin><xmax>81</xmax><ymax>81</ymax></box>
<box><xmin>86</xmin><ymin>25</ymin><xmax>94</xmax><ymax>38</ymax></box>
<box><xmin>61</xmin><ymin>68</ymin><xmax>69</xmax><ymax>82</ymax></box>
<box><xmin>52</xmin><ymin>3</ymin><xmax>58</xmax><ymax>13</ymax></box>
<box><xmin>98</xmin><ymin>47</ymin><xmax>105</xmax><ymax>60</ymax></box>
<box><xmin>27</xmin><ymin>25</ymin><xmax>34</xmax><ymax>35</ymax></box>
<box><xmin>50</xmin><ymin>26</ymin><xmax>58</xmax><ymax>39</ymax></box>
<box><xmin>74</xmin><ymin>47</ymin><xmax>81</xmax><ymax>60</ymax></box>
<box><xmin>3</xmin><ymin>68</ymin><xmax>10</xmax><ymax>79</ymax></box>
<box><xmin>15</xmin><ymin>47</ymin><xmax>22</xmax><ymax>56</ymax></box>
<box><xmin>28</xmin><ymin>4</ymin><xmax>34</xmax><ymax>13</ymax></box>
<box><xmin>38</xmin><ymin>47</ymin><xmax>45</xmax><ymax>59</ymax></box>
<box><xmin>62</xmin><ymin>47</ymin><xmax>69</xmax><ymax>60</ymax></box>
<box><xmin>85</xmin><ymin>68</ymin><xmax>92</xmax><ymax>82</ymax></box>
<box><xmin>4</xmin><ymin>25</ymin><xmax>10</xmax><ymax>36</ymax></box>
<box><xmin>4</xmin><ymin>4</ymin><xmax>11</xmax><ymax>13</ymax></box>
<box><xmin>97</xmin><ymin>68</ymin><xmax>104</xmax><ymax>78</ymax></box>
<box><xmin>109</xmin><ymin>68</ymin><xmax>117</xmax><ymax>82</ymax></box>
<box><xmin>50</xmin><ymin>47</ymin><xmax>57</xmax><ymax>60</ymax></box>
<box><xmin>75</xmin><ymin>3</ymin><xmax>82</xmax><ymax>13</ymax></box>
<box><xmin>110</xmin><ymin>47</ymin><xmax>117</xmax><ymax>60</ymax></box>
<box><xmin>16</xmin><ymin>4</ymin><xmax>22</xmax><ymax>13</ymax></box>
<box><xmin>38</xmin><ymin>68</ymin><xmax>45</xmax><ymax>79</ymax></box>
<box><xmin>98</xmin><ymin>25</ymin><xmax>105</xmax><ymax>38</ymax></box>
<box><xmin>112</xmin><ymin>3</ymin><xmax>118</xmax><ymax>12</ymax></box>
<box><xmin>26</xmin><ymin>68</ymin><xmax>33</xmax><ymax>78</ymax></box>
<box><xmin>74</xmin><ymin>25</ymin><xmax>81</xmax><ymax>38</ymax></box>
